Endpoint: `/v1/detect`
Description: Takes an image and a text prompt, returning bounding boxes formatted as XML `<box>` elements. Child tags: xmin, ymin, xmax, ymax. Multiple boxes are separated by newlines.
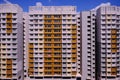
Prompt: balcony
<box><xmin>53</xmin><ymin>32</ymin><xmax>61</xmax><ymax>34</ymax></box>
<box><xmin>72</xmin><ymin>54</ymin><xmax>77</xmax><ymax>57</ymax></box>
<box><xmin>111</xmin><ymin>35</ymin><xmax>117</xmax><ymax>38</ymax></box>
<box><xmin>53</xmin><ymin>65</ymin><xmax>62</xmax><ymax>67</ymax></box>
<box><xmin>72</xmin><ymin>49</ymin><xmax>77</xmax><ymax>52</ymax></box>
<box><xmin>111</xmin><ymin>30</ymin><xmax>117</xmax><ymax>34</ymax></box>
<box><xmin>28</xmin><ymin>68</ymin><xmax>34</xmax><ymax>72</ymax></box>
<box><xmin>72</xmin><ymin>35</ymin><xmax>77</xmax><ymax>38</ymax></box>
<box><xmin>44</xmin><ymin>46</ymin><xmax>53</xmax><ymax>48</ymax></box>
<box><xmin>29</xmin><ymin>54</ymin><xmax>34</xmax><ymax>57</ymax></box>
<box><xmin>54</xmin><ymin>50</ymin><xmax>62</xmax><ymax>53</ymax></box>
<box><xmin>53</xmin><ymin>21</ymin><xmax>62</xmax><ymax>24</ymax></box>
<box><xmin>28</xmin><ymin>71</ymin><xmax>34</xmax><ymax>75</ymax></box>
<box><xmin>54</xmin><ymin>69</ymin><xmax>62</xmax><ymax>72</ymax></box>
<box><xmin>111</xmin><ymin>40</ymin><xmax>117</xmax><ymax>43</ymax></box>
<box><xmin>44</xmin><ymin>50</ymin><xmax>52</xmax><ymax>53</ymax></box>
<box><xmin>72</xmin><ymin>59</ymin><xmax>77</xmax><ymax>62</ymax></box>
<box><xmin>44</xmin><ymin>36</ymin><xmax>52</xmax><ymax>39</ymax></box>
<box><xmin>54</xmin><ymin>55</ymin><xmax>62</xmax><ymax>58</ymax></box>
<box><xmin>111</xmin><ymin>67</ymin><xmax>117</xmax><ymax>75</ymax></box>
<box><xmin>44</xmin><ymin>54</ymin><xmax>52</xmax><ymax>57</ymax></box>
<box><xmin>54</xmin><ymin>59</ymin><xmax>62</xmax><ymax>62</ymax></box>
<box><xmin>44</xmin><ymin>32</ymin><xmax>52</xmax><ymax>34</ymax></box>
<box><xmin>44</xmin><ymin>69</ymin><xmax>52</xmax><ymax>72</ymax></box>
<box><xmin>111</xmin><ymin>49</ymin><xmax>117</xmax><ymax>53</ymax></box>
<box><xmin>6</xmin><ymin>74</ymin><xmax>12</xmax><ymax>78</ymax></box>
<box><xmin>54</xmin><ymin>41</ymin><xmax>62</xmax><ymax>43</ymax></box>
<box><xmin>53</xmin><ymin>46</ymin><xmax>62</xmax><ymax>49</ymax></box>
<box><xmin>6</xmin><ymin>65</ymin><xmax>12</xmax><ymax>69</ymax></box>
<box><xmin>44</xmin><ymin>60</ymin><xmax>53</xmax><ymax>62</ymax></box>
<box><xmin>29</xmin><ymin>59</ymin><xmax>34</xmax><ymax>62</ymax></box>
<box><xmin>29</xmin><ymin>50</ymin><xmax>34</xmax><ymax>53</ymax></box>
<box><xmin>6</xmin><ymin>29</ymin><xmax>12</xmax><ymax>34</ymax></box>
<box><xmin>29</xmin><ymin>64</ymin><xmax>34</xmax><ymax>67</ymax></box>
<box><xmin>72</xmin><ymin>71</ymin><xmax>77</xmax><ymax>75</ymax></box>
<box><xmin>6</xmin><ymin>59</ymin><xmax>12</xmax><ymax>64</ymax></box>
<box><xmin>6</xmin><ymin>70</ymin><xmax>12</xmax><ymax>74</ymax></box>
<box><xmin>72</xmin><ymin>45</ymin><xmax>77</xmax><ymax>48</ymax></box>
<box><xmin>44</xmin><ymin>22</ymin><xmax>53</xmax><ymax>24</ymax></box>
<box><xmin>111</xmin><ymin>44</ymin><xmax>117</xmax><ymax>48</ymax></box>
<box><xmin>6</xmin><ymin>13</ymin><xmax>12</xmax><ymax>18</ymax></box>
<box><xmin>44</xmin><ymin>64</ymin><xmax>52</xmax><ymax>67</ymax></box>
<box><xmin>72</xmin><ymin>32</ymin><xmax>77</xmax><ymax>35</ymax></box>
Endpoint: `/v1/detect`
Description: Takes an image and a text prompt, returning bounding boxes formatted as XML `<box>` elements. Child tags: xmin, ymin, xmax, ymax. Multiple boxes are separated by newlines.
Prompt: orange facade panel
<box><xmin>6</xmin><ymin>13</ymin><xmax>12</xmax><ymax>34</ymax></box>
<box><xmin>72</xmin><ymin>44</ymin><xmax>77</xmax><ymax>48</ymax></box>
<box><xmin>28</xmin><ymin>63</ymin><xmax>34</xmax><ymax>67</ymax></box>
<box><xmin>72</xmin><ymin>49</ymin><xmax>77</xmax><ymax>53</ymax></box>
<box><xmin>28</xmin><ymin>68</ymin><xmax>34</xmax><ymax>76</ymax></box>
<box><xmin>6</xmin><ymin>13</ymin><xmax>12</xmax><ymax>18</ymax></box>
<box><xmin>54</xmin><ymin>69</ymin><xmax>62</xmax><ymax>72</ymax></box>
<box><xmin>111</xmin><ymin>29</ymin><xmax>117</xmax><ymax>53</ymax></box>
<box><xmin>111</xmin><ymin>39</ymin><xmax>117</xmax><ymax>43</ymax></box>
<box><xmin>6</xmin><ymin>19</ymin><xmax>12</xmax><ymax>23</ymax></box>
<box><xmin>6</xmin><ymin>74</ymin><xmax>12</xmax><ymax>78</ymax></box>
<box><xmin>72</xmin><ymin>24</ymin><xmax>77</xmax><ymax>63</ymax></box>
<box><xmin>111</xmin><ymin>49</ymin><xmax>117</xmax><ymax>53</ymax></box>
<box><xmin>111</xmin><ymin>29</ymin><xmax>117</xmax><ymax>34</ymax></box>
<box><xmin>6</xmin><ymin>29</ymin><xmax>12</xmax><ymax>34</ymax></box>
<box><xmin>6</xmin><ymin>59</ymin><xmax>12</xmax><ymax>78</ymax></box>
<box><xmin>29</xmin><ymin>59</ymin><xmax>34</xmax><ymax>62</ymax></box>
<box><xmin>111</xmin><ymin>35</ymin><xmax>117</xmax><ymax>38</ymax></box>
<box><xmin>111</xmin><ymin>44</ymin><xmax>117</xmax><ymax>48</ymax></box>
<box><xmin>44</xmin><ymin>64</ymin><xmax>53</xmax><ymax>67</ymax></box>
<box><xmin>72</xmin><ymin>71</ymin><xmax>77</xmax><ymax>75</ymax></box>
<box><xmin>28</xmin><ymin>43</ymin><xmax>34</xmax><ymax>76</ymax></box>
<box><xmin>44</xmin><ymin>15</ymin><xmax>62</xmax><ymax>76</ymax></box>
<box><xmin>111</xmin><ymin>67</ymin><xmax>117</xmax><ymax>75</ymax></box>
<box><xmin>72</xmin><ymin>30</ymin><xmax>77</xmax><ymax>34</ymax></box>
<box><xmin>6</xmin><ymin>24</ymin><xmax>12</xmax><ymax>34</ymax></box>
<box><xmin>72</xmin><ymin>35</ymin><xmax>77</xmax><ymax>38</ymax></box>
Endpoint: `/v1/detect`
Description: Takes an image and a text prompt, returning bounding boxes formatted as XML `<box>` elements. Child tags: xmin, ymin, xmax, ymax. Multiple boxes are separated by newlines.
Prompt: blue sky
<box><xmin>0</xmin><ymin>0</ymin><xmax>120</xmax><ymax>12</ymax></box>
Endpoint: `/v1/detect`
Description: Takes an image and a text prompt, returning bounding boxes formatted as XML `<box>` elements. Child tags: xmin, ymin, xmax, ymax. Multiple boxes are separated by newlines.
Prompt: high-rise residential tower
<box><xmin>24</xmin><ymin>2</ymin><xmax>81</xmax><ymax>80</ymax></box>
<box><xmin>96</xmin><ymin>5</ymin><xmax>120</xmax><ymax>80</ymax></box>
<box><xmin>80</xmin><ymin>11</ymin><xmax>96</xmax><ymax>80</ymax></box>
<box><xmin>0</xmin><ymin>4</ymin><xmax>24</xmax><ymax>80</ymax></box>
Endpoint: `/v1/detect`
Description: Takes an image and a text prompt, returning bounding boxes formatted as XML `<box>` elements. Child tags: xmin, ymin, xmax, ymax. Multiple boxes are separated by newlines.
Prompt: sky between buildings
<box><xmin>0</xmin><ymin>0</ymin><xmax>120</xmax><ymax>12</ymax></box>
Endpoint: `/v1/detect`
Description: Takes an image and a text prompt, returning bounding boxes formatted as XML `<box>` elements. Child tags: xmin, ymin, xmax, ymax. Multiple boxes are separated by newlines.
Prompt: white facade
<box><xmin>96</xmin><ymin>5</ymin><xmax>120</xmax><ymax>80</ymax></box>
<box><xmin>0</xmin><ymin>4</ymin><xmax>24</xmax><ymax>80</ymax></box>
<box><xmin>80</xmin><ymin>11</ymin><xmax>96</xmax><ymax>80</ymax></box>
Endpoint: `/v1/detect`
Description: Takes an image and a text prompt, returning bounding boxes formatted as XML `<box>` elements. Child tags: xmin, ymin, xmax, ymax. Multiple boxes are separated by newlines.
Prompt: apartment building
<box><xmin>24</xmin><ymin>2</ymin><xmax>81</xmax><ymax>80</ymax></box>
<box><xmin>96</xmin><ymin>5</ymin><xmax>120</xmax><ymax>80</ymax></box>
<box><xmin>1</xmin><ymin>2</ymin><xmax>120</xmax><ymax>80</ymax></box>
<box><xmin>0</xmin><ymin>4</ymin><xmax>24</xmax><ymax>80</ymax></box>
<box><xmin>80</xmin><ymin>11</ymin><xmax>96</xmax><ymax>80</ymax></box>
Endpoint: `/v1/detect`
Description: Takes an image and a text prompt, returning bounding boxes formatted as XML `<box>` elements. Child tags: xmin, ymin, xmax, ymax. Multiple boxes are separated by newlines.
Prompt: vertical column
<box><xmin>71</xmin><ymin>24</ymin><xmax>77</xmax><ymax>76</ymax></box>
<box><xmin>44</xmin><ymin>15</ymin><xmax>62</xmax><ymax>76</ymax></box>
<box><xmin>53</xmin><ymin>15</ymin><xmax>62</xmax><ymax>76</ymax></box>
<box><xmin>6</xmin><ymin>13</ymin><xmax>12</xmax><ymax>34</ymax></box>
<box><xmin>6</xmin><ymin>13</ymin><xmax>13</xmax><ymax>79</ymax></box>
<box><xmin>44</xmin><ymin>15</ymin><xmax>53</xmax><ymax>76</ymax></box>
<box><xmin>28</xmin><ymin>43</ymin><xmax>34</xmax><ymax>76</ymax></box>
<box><xmin>111</xmin><ymin>29</ymin><xmax>117</xmax><ymax>76</ymax></box>
<box><xmin>6</xmin><ymin>59</ymin><xmax>12</xmax><ymax>78</ymax></box>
